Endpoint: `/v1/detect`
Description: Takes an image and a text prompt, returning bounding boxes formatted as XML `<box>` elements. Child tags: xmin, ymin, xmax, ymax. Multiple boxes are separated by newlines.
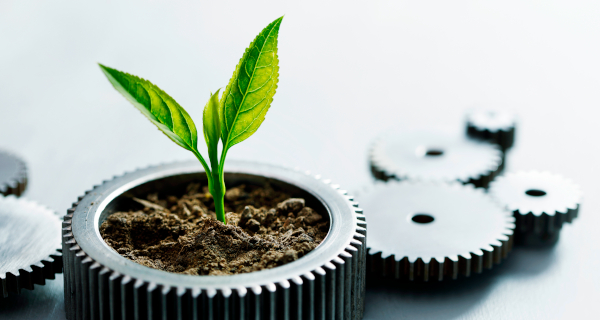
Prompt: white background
<box><xmin>1</xmin><ymin>1</ymin><xmax>599</xmax><ymax>319</ymax></box>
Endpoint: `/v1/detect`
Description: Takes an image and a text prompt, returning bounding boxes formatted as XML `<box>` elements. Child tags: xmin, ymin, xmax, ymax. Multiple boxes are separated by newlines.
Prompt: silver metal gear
<box><xmin>357</xmin><ymin>181</ymin><xmax>514</xmax><ymax>281</ymax></box>
<box><xmin>62</xmin><ymin>161</ymin><xmax>366</xmax><ymax>320</ymax></box>
<box><xmin>0</xmin><ymin>150</ymin><xmax>28</xmax><ymax>197</ymax></box>
<box><xmin>466</xmin><ymin>109</ymin><xmax>516</xmax><ymax>150</ymax></box>
<box><xmin>370</xmin><ymin>130</ymin><xmax>503</xmax><ymax>188</ymax></box>
<box><xmin>488</xmin><ymin>171</ymin><xmax>582</xmax><ymax>245</ymax></box>
<box><xmin>0</xmin><ymin>195</ymin><xmax>63</xmax><ymax>297</ymax></box>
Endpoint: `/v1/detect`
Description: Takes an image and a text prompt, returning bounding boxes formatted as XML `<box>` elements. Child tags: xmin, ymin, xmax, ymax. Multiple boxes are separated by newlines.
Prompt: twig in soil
<box><xmin>133</xmin><ymin>197</ymin><xmax>167</xmax><ymax>212</ymax></box>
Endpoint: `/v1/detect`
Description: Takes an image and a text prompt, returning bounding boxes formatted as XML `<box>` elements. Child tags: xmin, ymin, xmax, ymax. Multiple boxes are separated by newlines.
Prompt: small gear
<box><xmin>466</xmin><ymin>109</ymin><xmax>516</xmax><ymax>150</ymax></box>
<box><xmin>358</xmin><ymin>181</ymin><xmax>514</xmax><ymax>281</ymax></box>
<box><xmin>370</xmin><ymin>130</ymin><xmax>503</xmax><ymax>188</ymax></box>
<box><xmin>0</xmin><ymin>195</ymin><xmax>63</xmax><ymax>297</ymax></box>
<box><xmin>0</xmin><ymin>150</ymin><xmax>28</xmax><ymax>197</ymax></box>
<box><xmin>488</xmin><ymin>171</ymin><xmax>582</xmax><ymax>245</ymax></box>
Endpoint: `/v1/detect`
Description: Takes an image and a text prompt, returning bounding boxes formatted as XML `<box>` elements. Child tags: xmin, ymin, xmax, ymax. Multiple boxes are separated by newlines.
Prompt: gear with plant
<box><xmin>62</xmin><ymin>162</ymin><xmax>367</xmax><ymax>320</ymax></box>
<box><xmin>369</xmin><ymin>130</ymin><xmax>503</xmax><ymax>188</ymax></box>
<box><xmin>357</xmin><ymin>181</ymin><xmax>514</xmax><ymax>281</ymax></box>
<box><xmin>488</xmin><ymin>171</ymin><xmax>582</xmax><ymax>245</ymax></box>
<box><xmin>0</xmin><ymin>195</ymin><xmax>62</xmax><ymax>297</ymax></box>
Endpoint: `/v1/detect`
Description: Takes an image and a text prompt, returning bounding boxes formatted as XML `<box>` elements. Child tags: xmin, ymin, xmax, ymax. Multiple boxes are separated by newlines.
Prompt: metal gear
<box><xmin>488</xmin><ymin>171</ymin><xmax>582</xmax><ymax>245</ymax></box>
<box><xmin>357</xmin><ymin>181</ymin><xmax>514</xmax><ymax>281</ymax></box>
<box><xmin>466</xmin><ymin>109</ymin><xmax>516</xmax><ymax>150</ymax></box>
<box><xmin>0</xmin><ymin>195</ymin><xmax>63</xmax><ymax>297</ymax></box>
<box><xmin>62</xmin><ymin>161</ymin><xmax>366</xmax><ymax>320</ymax></box>
<box><xmin>0</xmin><ymin>150</ymin><xmax>28</xmax><ymax>197</ymax></box>
<box><xmin>370</xmin><ymin>130</ymin><xmax>503</xmax><ymax>188</ymax></box>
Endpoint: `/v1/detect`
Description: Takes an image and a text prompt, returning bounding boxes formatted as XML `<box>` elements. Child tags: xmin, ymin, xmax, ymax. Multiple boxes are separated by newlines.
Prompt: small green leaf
<box><xmin>220</xmin><ymin>16</ymin><xmax>282</xmax><ymax>151</ymax></box>
<box><xmin>203</xmin><ymin>89</ymin><xmax>221</xmax><ymax>155</ymax></box>
<box><xmin>99</xmin><ymin>64</ymin><xmax>198</xmax><ymax>152</ymax></box>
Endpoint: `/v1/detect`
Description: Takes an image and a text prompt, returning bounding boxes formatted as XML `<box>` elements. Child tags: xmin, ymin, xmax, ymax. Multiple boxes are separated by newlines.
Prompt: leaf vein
<box><xmin>225</xmin><ymin>22</ymin><xmax>280</xmax><ymax>147</ymax></box>
<box><xmin>227</xmin><ymin>75</ymin><xmax>277</xmax><ymax>142</ymax></box>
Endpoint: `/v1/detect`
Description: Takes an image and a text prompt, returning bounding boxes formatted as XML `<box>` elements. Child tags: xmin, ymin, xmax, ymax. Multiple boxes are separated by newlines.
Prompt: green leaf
<box><xmin>99</xmin><ymin>64</ymin><xmax>198</xmax><ymax>152</ymax></box>
<box><xmin>219</xmin><ymin>16</ymin><xmax>282</xmax><ymax>150</ymax></box>
<box><xmin>203</xmin><ymin>89</ymin><xmax>221</xmax><ymax>156</ymax></box>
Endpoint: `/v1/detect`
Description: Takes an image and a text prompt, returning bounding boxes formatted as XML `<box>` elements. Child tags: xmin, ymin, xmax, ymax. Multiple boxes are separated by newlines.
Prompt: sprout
<box><xmin>99</xmin><ymin>16</ymin><xmax>283</xmax><ymax>224</ymax></box>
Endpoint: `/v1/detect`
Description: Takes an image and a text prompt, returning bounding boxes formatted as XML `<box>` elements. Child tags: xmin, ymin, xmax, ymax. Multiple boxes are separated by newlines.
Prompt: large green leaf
<box><xmin>99</xmin><ymin>64</ymin><xmax>198</xmax><ymax>151</ymax></box>
<box><xmin>219</xmin><ymin>16</ymin><xmax>282</xmax><ymax>150</ymax></box>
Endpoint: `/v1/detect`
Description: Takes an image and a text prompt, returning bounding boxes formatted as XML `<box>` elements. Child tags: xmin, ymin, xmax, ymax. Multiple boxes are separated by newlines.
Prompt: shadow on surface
<box><xmin>498</xmin><ymin>245</ymin><xmax>558</xmax><ymax>276</ymax></box>
<box><xmin>0</xmin><ymin>274</ymin><xmax>65</xmax><ymax>320</ymax></box>
<box><xmin>363</xmin><ymin>245</ymin><xmax>558</xmax><ymax>320</ymax></box>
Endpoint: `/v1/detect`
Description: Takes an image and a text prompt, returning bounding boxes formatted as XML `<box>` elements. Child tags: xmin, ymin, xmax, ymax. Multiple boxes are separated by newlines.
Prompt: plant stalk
<box><xmin>194</xmin><ymin>150</ymin><xmax>226</xmax><ymax>223</ymax></box>
<box><xmin>211</xmin><ymin>168</ymin><xmax>226</xmax><ymax>223</ymax></box>
<box><xmin>207</xmin><ymin>146</ymin><xmax>227</xmax><ymax>224</ymax></box>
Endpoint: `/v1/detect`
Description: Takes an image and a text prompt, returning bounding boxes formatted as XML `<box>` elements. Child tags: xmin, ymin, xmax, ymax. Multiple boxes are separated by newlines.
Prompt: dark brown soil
<box><xmin>100</xmin><ymin>183</ymin><xmax>329</xmax><ymax>275</ymax></box>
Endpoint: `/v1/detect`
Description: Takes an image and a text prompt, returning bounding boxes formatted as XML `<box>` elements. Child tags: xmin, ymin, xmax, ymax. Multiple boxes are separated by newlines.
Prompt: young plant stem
<box><xmin>193</xmin><ymin>150</ymin><xmax>227</xmax><ymax>223</ymax></box>
<box><xmin>209</xmin><ymin>149</ymin><xmax>227</xmax><ymax>224</ymax></box>
<box><xmin>211</xmin><ymin>167</ymin><xmax>226</xmax><ymax>223</ymax></box>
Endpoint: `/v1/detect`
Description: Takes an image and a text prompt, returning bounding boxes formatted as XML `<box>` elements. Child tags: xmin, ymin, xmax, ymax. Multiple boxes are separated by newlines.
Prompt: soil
<box><xmin>100</xmin><ymin>183</ymin><xmax>329</xmax><ymax>275</ymax></box>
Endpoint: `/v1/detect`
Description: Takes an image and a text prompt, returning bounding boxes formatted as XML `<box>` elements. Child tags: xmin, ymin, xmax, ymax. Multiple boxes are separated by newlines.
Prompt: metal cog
<box><xmin>488</xmin><ymin>171</ymin><xmax>582</xmax><ymax>245</ymax></box>
<box><xmin>357</xmin><ymin>181</ymin><xmax>514</xmax><ymax>281</ymax></box>
<box><xmin>466</xmin><ymin>109</ymin><xmax>516</xmax><ymax>150</ymax></box>
<box><xmin>62</xmin><ymin>161</ymin><xmax>367</xmax><ymax>320</ymax></box>
<box><xmin>370</xmin><ymin>130</ymin><xmax>503</xmax><ymax>188</ymax></box>
<box><xmin>0</xmin><ymin>150</ymin><xmax>28</xmax><ymax>197</ymax></box>
<box><xmin>0</xmin><ymin>195</ymin><xmax>63</xmax><ymax>297</ymax></box>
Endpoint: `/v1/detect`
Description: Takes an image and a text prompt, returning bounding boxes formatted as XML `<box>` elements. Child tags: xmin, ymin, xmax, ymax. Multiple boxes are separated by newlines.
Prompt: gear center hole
<box><xmin>415</xmin><ymin>146</ymin><xmax>445</xmax><ymax>157</ymax></box>
<box><xmin>525</xmin><ymin>189</ymin><xmax>547</xmax><ymax>197</ymax></box>
<box><xmin>425</xmin><ymin>149</ymin><xmax>444</xmax><ymax>156</ymax></box>
<box><xmin>411</xmin><ymin>214</ymin><xmax>434</xmax><ymax>224</ymax></box>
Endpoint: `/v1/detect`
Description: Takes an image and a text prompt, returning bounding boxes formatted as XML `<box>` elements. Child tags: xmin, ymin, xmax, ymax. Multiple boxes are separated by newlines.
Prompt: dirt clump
<box><xmin>100</xmin><ymin>183</ymin><xmax>329</xmax><ymax>275</ymax></box>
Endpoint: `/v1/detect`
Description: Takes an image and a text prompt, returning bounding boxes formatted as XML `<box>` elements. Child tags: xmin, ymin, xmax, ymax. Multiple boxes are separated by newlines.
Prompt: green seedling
<box><xmin>99</xmin><ymin>16</ymin><xmax>282</xmax><ymax>224</ymax></box>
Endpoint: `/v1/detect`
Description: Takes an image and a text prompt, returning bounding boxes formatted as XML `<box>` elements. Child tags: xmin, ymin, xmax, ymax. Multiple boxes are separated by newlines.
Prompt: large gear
<box><xmin>358</xmin><ymin>181</ymin><xmax>514</xmax><ymax>281</ymax></box>
<box><xmin>62</xmin><ymin>161</ymin><xmax>366</xmax><ymax>320</ymax></box>
<box><xmin>0</xmin><ymin>195</ymin><xmax>63</xmax><ymax>297</ymax></box>
<box><xmin>466</xmin><ymin>109</ymin><xmax>516</xmax><ymax>150</ymax></box>
<box><xmin>488</xmin><ymin>171</ymin><xmax>582</xmax><ymax>245</ymax></box>
<box><xmin>370</xmin><ymin>130</ymin><xmax>503</xmax><ymax>188</ymax></box>
<box><xmin>0</xmin><ymin>150</ymin><xmax>28</xmax><ymax>197</ymax></box>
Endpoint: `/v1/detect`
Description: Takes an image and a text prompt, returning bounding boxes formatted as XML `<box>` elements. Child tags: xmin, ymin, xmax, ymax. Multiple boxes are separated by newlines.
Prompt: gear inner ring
<box><xmin>71</xmin><ymin>161</ymin><xmax>360</xmax><ymax>290</ymax></box>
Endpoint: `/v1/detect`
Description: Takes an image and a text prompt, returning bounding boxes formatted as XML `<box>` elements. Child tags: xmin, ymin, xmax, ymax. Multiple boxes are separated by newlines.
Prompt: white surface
<box><xmin>1</xmin><ymin>1</ymin><xmax>599</xmax><ymax>319</ymax></box>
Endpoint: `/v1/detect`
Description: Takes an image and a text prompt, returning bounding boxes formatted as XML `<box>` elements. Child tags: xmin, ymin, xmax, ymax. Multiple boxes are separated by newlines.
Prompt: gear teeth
<box><xmin>366</xmin><ymin>231</ymin><xmax>514</xmax><ymax>282</ymax></box>
<box><xmin>361</xmin><ymin>181</ymin><xmax>514</xmax><ymax>282</ymax></box>
<box><xmin>0</xmin><ymin>196</ymin><xmax>63</xmax><ymax>297</ymax></box>
<box><xmin>466</xmin><ymin>109</ymin><xmax>516</xmax><ymax>151</ymax></box>
<box><xmin>0</xmin><ymin>150</ymin><xmax>28</xmax><ymax>197</ymax></box>
<box><xmin>62</xmin><ymin>161</ymin><xmax>366</xmax><ymax>319</ymax></box>
<box><xmin>468</xmin><ymin>125</ymin><xmax>515</xmax><ymax>151</ymax></box>
<box><xmin>489</xmin><ymin>171</ymin><xmax>582</xmax><ymax>245</ymax></box>
<box><xmin>0</xmin><ymin>253</ymin><xmax>63</xmax><ymax>297</ymax></box>
<box><xmin>369</xmin><ymin>131</ymin><xmax>503</xmax><ymax>188</ymax></box>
